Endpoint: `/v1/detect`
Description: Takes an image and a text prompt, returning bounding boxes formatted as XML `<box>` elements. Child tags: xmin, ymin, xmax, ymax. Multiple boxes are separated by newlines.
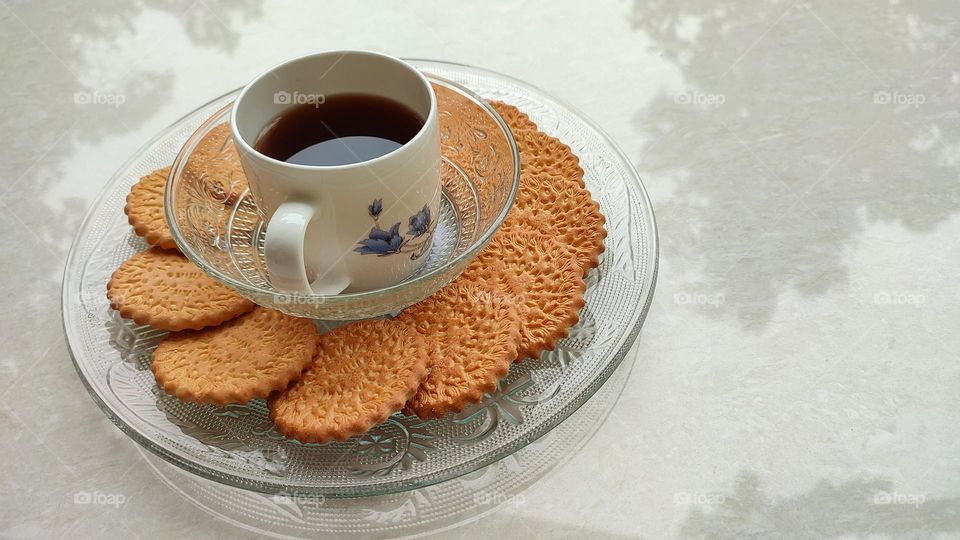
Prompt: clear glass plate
<box><xmin>141</xmin><ymin>353</ymin><xmax>636</xmax><ymax>537</ymax></box>
<box><xmin>62</xmin><ymin>60</ymin><xmax>659</xmax><ymax>497</ymax></box>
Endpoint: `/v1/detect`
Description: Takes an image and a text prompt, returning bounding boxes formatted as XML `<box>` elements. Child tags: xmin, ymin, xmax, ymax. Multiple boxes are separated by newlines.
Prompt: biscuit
<box><xmin>490</xmin><ymin>100</ymin><xmax>538</xmax><ymax>133</ymax></box>
<box><xmin>124</xmin><ymin>167</ymin><xmax>177</xmax><ymax>250</ymax></box>
<box><xmin>183</xmin><ymin>123</ymin><xmax>248</xmax><ymax>205</ymax></box>
<box><xmin>515</xmin><ymin>129</ymin><xmax>585</xmax><ymax>187</ymax></box>
<box><xmin>397</xmin><ymin>282</ymin><xmax>521</xmax><ymax>419</ymax></box>
<box><xmin>107</xmin><ymin>247</ymin><xmax>255</xmax><ymax>331</ymax></box>
<box><xmin>459</xmin><ymin>232</ymin><xmax>585</xmax><ymax>360</ymax></box>
<box><xmin>269</xmin><ymin>319</ymin><xmax>430</xmax><ymax>443</ymax></box>
<box><xmin>503</xmin><ymin>172</ymin><xmax>606</xmax><ymax>274</ymax></box>
<box><xmin>151</xmin><ymin>307</ymin><xmax>317</xmax><ymax>404</ymax></box>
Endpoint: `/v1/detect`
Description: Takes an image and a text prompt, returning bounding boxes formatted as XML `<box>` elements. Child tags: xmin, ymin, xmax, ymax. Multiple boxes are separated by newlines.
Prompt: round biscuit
<box><xmin>397</xmin><ymin>281</ymin><xmax>521</xmax><ymax>419</ymax></box>
<box><xmin>502</xmin><ymin>172</ymin><xmax>606</xmax><ymax>274</ymax></box>
<box><xmin>107</xmin><ymin>247</ymin><xmax>255</xmax><ymax>331</ymax></box>
<box><xmin>268</xmin><ymin>319</ymin><xmax>430</xmax><ymax>443</ymax></box>
<box><xmin>459</xmin><ymin>232</ymin><xmax>585</xmax><ymax>360</ymax></box>
<box><xmin>489</xmin><ymin>100</ymin><xmax>538</xmax><ymax>133</ymax></box>
<box><xmin>515</xmin><ymin>129</ymin><xmax>585</xmax><ymax>187</ymax></box>
<box><xmin>151</xmin><ymin>307</ymin><xmax>317</xmax><ymax>404</ymax></box>
<box><xmin>124</xmin><ymin>167</ymin><xmax>177</xmax><ymax>250</ymax></box>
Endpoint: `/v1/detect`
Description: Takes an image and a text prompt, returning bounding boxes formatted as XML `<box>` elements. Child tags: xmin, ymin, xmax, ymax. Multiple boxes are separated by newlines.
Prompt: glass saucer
<box><xmin>62</xmin><ymin>60</ymin><xmax>659</xmax><ymax>498</ymax></box>
<box><xmin>141</xmin><ymin>353</ymin><xmax>637</xmax><ymax>537</ymax></box>
<box><xmin>166</xmin><ymin>76</ymin><xmax>519</xmax><ymax>319</ymax></box>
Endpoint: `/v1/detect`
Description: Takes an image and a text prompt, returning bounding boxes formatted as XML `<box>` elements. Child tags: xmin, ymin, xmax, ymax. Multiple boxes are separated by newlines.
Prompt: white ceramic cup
<box><xmin>230</xmin><ymin>51</ymin><xmax>441</xmax><ymax>295</ymax></box>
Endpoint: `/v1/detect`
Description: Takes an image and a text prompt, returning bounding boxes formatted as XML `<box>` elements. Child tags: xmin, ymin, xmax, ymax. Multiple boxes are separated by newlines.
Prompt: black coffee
<box><xmin>254</xmin><ymin>93</ymin><xmax>424</xmax><ymax>166</ymax></box>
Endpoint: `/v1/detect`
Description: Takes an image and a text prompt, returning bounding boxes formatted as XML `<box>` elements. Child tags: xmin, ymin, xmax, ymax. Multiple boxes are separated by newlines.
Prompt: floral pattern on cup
<box><xmin>354</xmin><ymin>198</ymin><xmax>435</xmax><ymax>260</ymax></box>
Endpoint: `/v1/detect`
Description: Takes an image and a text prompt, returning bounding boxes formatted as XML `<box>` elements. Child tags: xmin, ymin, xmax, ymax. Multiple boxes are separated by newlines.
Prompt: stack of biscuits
<box><xmin>108</xmin><ymin>100</ymin><xmax>606</xmax><ymax>443</ymax></box>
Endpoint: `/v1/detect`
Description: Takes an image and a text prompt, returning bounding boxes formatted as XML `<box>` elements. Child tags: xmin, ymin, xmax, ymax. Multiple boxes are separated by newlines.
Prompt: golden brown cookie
<box><xmin>490</xmin><ymin>100</ymin><xmax>539</xmax><ymax>133</ymax></box>
<box><xmin>459</xmin><ymin>232</ymin><xmax>585</xmax><ymax>360</ymax></box>
<box><xmin>151</xmin><ymin>307</ymin><xmax>317</xmax><ymax>404</ymax></box>
<box><xmin>397</xmin><ymin>282</ymin><xmax>521</xmax><ymax>419</ymax></box>
<box><xmin>124</xmin><ymin>167</ymin><xmax>177</xmax><ymax>250</ymax></box>
<box><xmin>269</xmin><ymin>319</ymin><xmax>429</xmax><ymax>443</ymax></box>
<box><xmin>515</xmin><ymin>129</ymin><xmax>585</xmax><ymax>187</ymax></box>
<box><xmin>183</xmin><ymin>123</ymin><xmax>248</xmax><ymax>205</ymax></box>
<box><xmin>107</xmin><ymin>248</ymin><xmax>255</xmax><ymax>331</ymax></box>
<box><xmin>502</xmin><ymin>172</ymin><xmax>606</xmax><ymax>274</ymax></box>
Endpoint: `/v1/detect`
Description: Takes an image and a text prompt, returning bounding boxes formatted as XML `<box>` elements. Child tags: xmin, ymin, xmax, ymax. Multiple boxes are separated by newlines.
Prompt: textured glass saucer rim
<box><xmin>164</xmin><ymin>76</ymin><xmax>520</xmax><ymax>307</ymax></box>
<box><xmin>138</xmin><ymin>347</ymin><xmax>638</xmax><ymax>538</ymax></box>
<box><xmin>61</xmin><ymin>60</ymin><xmax>659</xmax><ymax>497</ymax></box>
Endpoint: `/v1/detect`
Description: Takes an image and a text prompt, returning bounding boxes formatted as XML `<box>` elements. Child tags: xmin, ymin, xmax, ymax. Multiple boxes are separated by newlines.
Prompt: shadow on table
<box><xmin>677</xmin><ymin>472</ymin><xmax>960</xmax><ymax>538</ymax></box>
<box><xmin>627</xmin><ymin>0</ymin><xmax>960</xmax><ymax>331</ymax></box>
<box><xmin>0</xmin><ymin>0</ymin><xmax>262</xmax><ymax>355</ymax></box>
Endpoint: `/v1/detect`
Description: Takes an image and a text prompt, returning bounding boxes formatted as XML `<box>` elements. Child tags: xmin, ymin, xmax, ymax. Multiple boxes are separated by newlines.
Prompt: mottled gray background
<box><xmin>1</xmin><ymin>0</ymin><xmax>958</xmax><ymax>538</ymax></box>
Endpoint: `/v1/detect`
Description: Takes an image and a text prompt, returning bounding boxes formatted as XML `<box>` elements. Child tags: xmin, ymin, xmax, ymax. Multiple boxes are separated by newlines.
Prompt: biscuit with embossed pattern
<box><xmin>515</xmin><ymin>129</ymin><xmax>585</xmax><ymax>188</ymax></box>
<box><xmin>459</xmin><ymin>232</ymin><xmax>585</xmax><ymax>360</ymax></box>
<box><xmin>107</xmin><ymin>247</ymin><xmax>254</xmax><ymax>331</ymax></box>
<box><xmin>397</xmin><ymin>282</ymin><xmax>521</xmax><ymax>419</ymax></box>
<box><xmin>151</xmin><ymin>307</ymin><xmax>317</xmax><ymax>404</ymax></box>
<box><xmin>124</xmin><ymin>167</ymin><xmax>177</xmax><ymax>250</ymax></box>
<box><xmin>502</xmin><ymin>172</ymin><xmax>606</xmax><ymax>274</ymax></box>
<box><xmin>269</xmin><ymin>319</ymin><xmax>430</xmax><ymax>443</ymax></box>
<box><xmin>489</xmin><ymin>100</ymin><xmax>539</xmax><ymax>133</ymax></box>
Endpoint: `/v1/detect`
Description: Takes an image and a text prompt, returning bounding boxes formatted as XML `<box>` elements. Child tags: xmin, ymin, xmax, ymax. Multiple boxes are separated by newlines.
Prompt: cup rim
<box><xmin>167</xmin><ymin>74</ymin><xmax>520</xmax><ymax>306</ymax></box>
<box><xmin>229</xmin><ymin>49</ymin><xmax>438</xmax><ymax>171</ymax></box>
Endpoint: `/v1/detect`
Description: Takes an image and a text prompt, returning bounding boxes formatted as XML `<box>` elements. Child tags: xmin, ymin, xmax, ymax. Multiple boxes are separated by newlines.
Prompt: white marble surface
<box><xmin>2</xmin><ymin>0</ymin><xmax>960</xmax><ymax>538</ymax></box>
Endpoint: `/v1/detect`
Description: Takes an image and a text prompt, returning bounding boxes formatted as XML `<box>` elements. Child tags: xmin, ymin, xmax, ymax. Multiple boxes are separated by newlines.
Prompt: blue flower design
<box><xmin>355</xmin><ymin>199</ymin><xmax>434</xmax><ymax>258</ymax></box>
<box><xmin>408</xmin><ymin>205</ymin><xmax>431</xmax><ymax>238</ymax></box>
<box><xmin>368</xmin><ymin>198</ymin><xmax>383</xmax><ymax>219</ymax></box>
<box><xmin>354</xmin><ymin>222</ymin><xmax>403</xmax><ymax>255</ymax></box>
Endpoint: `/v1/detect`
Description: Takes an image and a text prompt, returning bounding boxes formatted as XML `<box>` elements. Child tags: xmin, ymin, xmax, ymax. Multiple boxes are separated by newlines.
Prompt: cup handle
<box><xmin>264</xmin><ymin>201</ymin><xmax>350</xmax><ymax>295</ymax></box>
